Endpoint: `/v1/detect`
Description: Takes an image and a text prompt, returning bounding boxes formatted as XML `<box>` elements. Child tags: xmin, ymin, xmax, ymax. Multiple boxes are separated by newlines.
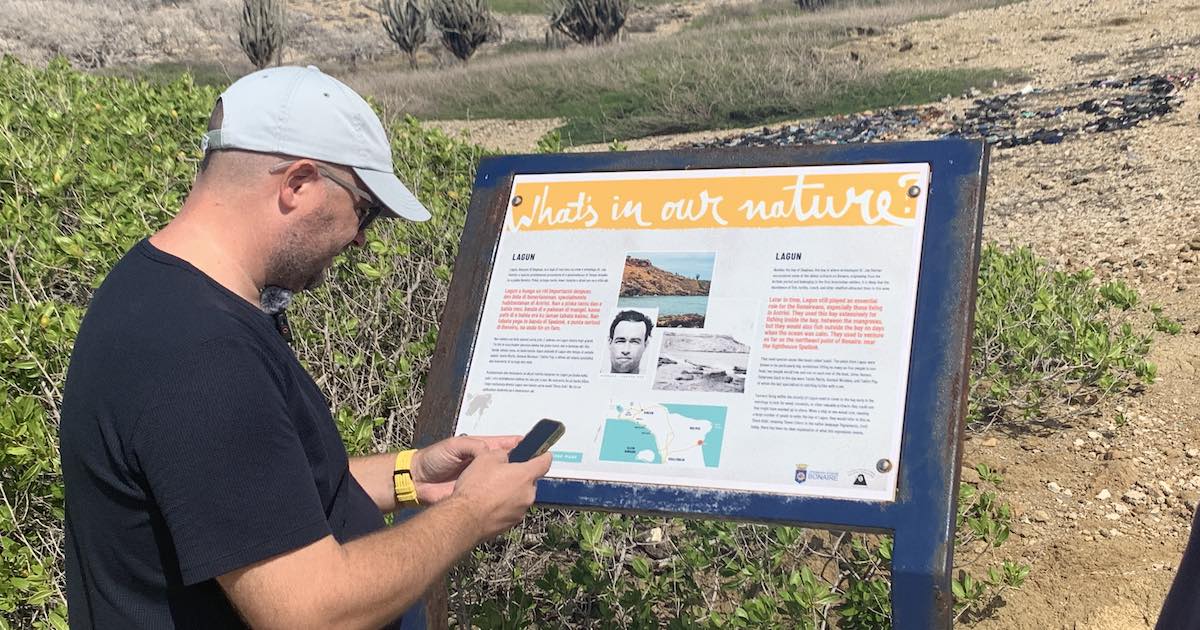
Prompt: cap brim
<box><xmin>354</xmin><ymin>167</ymin><xmax>432</xmax><ymax>222</ymax></box>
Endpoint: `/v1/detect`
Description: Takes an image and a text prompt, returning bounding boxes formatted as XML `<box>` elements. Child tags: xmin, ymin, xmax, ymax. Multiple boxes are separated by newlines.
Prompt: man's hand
<box><xmin>410</xmin><ymin>435</ymin><xmax>520</xmax><ymax>504</ymax></box>
<box><xmin>446</xmin><ymin>449</ymin><xmax>552</xmax><ymax>540</ymax></box>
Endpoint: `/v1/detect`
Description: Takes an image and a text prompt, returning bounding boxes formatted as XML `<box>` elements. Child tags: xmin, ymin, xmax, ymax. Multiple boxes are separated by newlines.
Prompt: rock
<box><xmin>643</xmin><ymin>541</ymin><xmax>672</xmax><ymax>561</ymax></box>
<box><xmin>1114</xmin><ymin>503</ymin><xmax>1131</xmax><ymax>515</ymax></box>
<box><xmin>1032</xmin><ymin>510</ymin><xmax>1051</xmax><ymax>523</ymax></box>
<box><xmin>1096</xmin><ymin>489</ymin><xmax>1112</xmax><ymax>501</ymax></box>
<box><xmin>1160</xmin><ymin>481</ymin><xmax>1175</xmax><ymax>496</ymax></box>
<box><xmin>1105</xmin><ymin>449</ymin><xmax>1130</xmax><ymax>460</ymax></box>
<box><xmin>1123</xmin><ymin>490</ymin><xmax>1148</xmax><ymax>505</ymax></box>
<box><xmin>621</xmin><ymin>258</ymin><xmax>711</xmax><ymax>299</ymax></box>
<box><xmin>1048</xmin><ymin>482</ymin><xmax>1063</xmax><ymax>493</ymax></box>
<box><xmin>980</xmin><ymin>437</ymin><xmax>999</xmax><ymax>447</ymax></box>
<box><xmin>961</xmin><ymin>466</ymin><xmax>981</xmax><ymax>484</ymax></box>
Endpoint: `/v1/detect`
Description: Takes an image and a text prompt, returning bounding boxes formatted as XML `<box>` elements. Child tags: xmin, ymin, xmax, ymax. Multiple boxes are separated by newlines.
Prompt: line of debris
<box><xmin>689</xmin><ymin>71</ymin><xmax>1197</xmax><ymax>150</ymax></box>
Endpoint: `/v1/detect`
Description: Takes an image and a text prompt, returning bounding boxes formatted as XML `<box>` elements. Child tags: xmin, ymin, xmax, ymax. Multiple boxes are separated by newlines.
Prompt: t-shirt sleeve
<box><xmin>132</xmin><ymin>335</ymin><xmax>333</xmax><ymax>586</ymax></box>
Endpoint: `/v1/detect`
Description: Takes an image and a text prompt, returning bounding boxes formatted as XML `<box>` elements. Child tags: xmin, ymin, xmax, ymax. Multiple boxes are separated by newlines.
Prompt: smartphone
<box><xmin>508</xmin><ymin>419</ymin><xmax>565</xmax><ymax>463</ymax></box>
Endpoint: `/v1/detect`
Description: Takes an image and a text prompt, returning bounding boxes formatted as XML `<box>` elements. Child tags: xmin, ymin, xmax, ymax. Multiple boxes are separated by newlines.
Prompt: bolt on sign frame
<box><xmin>414</xmin><ymin>139</ymin><xmax>988</xmax><ymax>629</ymax></box>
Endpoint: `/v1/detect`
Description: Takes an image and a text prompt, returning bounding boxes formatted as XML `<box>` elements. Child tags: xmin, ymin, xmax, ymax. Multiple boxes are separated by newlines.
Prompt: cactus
<box><xmin>549</xmin><ymin>0</ymin><xmax>627</xmax><ymax>46</ymax></box>
<box><xmin>372</xmin><ymin>0</ymin><xmax>428</xmax><ymax>70</ymax></box>
<box><xmin>429</xmin><ymin>0</ymin><xmax>499</xmax><ymax>64</ymax></box>
<box><xmin>239</xmin><ymin>0</ymin><xmax>286</xmax><ymax>70</ymax></box>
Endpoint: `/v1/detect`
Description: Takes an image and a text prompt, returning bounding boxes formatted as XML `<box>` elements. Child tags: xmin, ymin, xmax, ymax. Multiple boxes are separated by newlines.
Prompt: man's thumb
<box><xmin>521</xmin><ymin>452</ymin><xmax>553</xmax><ymax>478</ymax></box>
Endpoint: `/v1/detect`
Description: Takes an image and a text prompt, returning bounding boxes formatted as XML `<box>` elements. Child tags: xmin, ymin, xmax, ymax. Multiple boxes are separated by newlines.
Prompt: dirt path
<box><xmin>431</xmin><ymin>0</ymin><xmax>1200</xmax><ymax>626</ymax></box>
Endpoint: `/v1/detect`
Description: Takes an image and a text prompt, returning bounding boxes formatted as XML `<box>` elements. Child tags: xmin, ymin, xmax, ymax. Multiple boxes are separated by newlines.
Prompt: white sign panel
<box><xmin>453</xmin><ymin>163</ymin><xmax>930</xmax><ymax>502</ymax></box>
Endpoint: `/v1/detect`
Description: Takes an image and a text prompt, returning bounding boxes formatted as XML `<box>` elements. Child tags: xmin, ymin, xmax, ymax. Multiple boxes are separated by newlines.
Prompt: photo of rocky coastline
<box><xmin>652</xmin><ymin>331</ymin><xmax>749</xmax><ymax>393</ymax></box>
<box><xmin>617</xmin><ymin>252</ymin><xmax>714</xmax><ymax>328</ymax></box>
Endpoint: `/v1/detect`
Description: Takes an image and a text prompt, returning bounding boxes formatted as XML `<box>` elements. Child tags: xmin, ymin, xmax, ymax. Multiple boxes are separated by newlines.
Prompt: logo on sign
<box><xmin>795</xmin><ymin>465</ymin><xmax>808</xmax><ymax>484</ymax></box>
<box><xmin>848</xmin><ymin>468</ymin><xmax>877</xmax><ymax>487</ymax></box>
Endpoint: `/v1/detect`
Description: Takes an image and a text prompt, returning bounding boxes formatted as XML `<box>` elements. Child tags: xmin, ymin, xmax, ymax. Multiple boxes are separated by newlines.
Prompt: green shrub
<box><xmin>1099</xmin><ymin>279</ymin><xmax>1139</xmax><ymax>310</ymax></box>
<box><xmin>1151</xmin><ymin>304</ymin><xmax>1182</xmax><ymax>335</ymax></box>
<box><xmin>969</xmin><ymin>245</ymin><xmax>1155</xmax><ymax>432</ymax></box>
<box><xmin>450</xmin><ymin>470</ymin><xmax>1024</xmax><ymax>628</ymax></box>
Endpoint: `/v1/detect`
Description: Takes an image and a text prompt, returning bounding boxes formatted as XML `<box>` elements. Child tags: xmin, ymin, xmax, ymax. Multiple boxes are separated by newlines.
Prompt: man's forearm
<box><xmin>349</xmin><ymin>452</ymin><xmax>399</xmax><ymax>514</ymax></box>
<box><xmin>221</xmin><ymin>447</ymin><xmax>545</xmax><ymax>629</ymax></box>
<box><xmin>315</xmin><ymin>495</ymin><xmax>480</xmax><ymax>628</ymax></box>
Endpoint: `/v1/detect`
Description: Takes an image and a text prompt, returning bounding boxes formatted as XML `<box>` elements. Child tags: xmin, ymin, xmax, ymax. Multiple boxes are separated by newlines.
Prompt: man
<box><xmin>608</xmin><ymin>309</ymin><xmax>653</xmax><ymax>374</ymax></box>
<box><xmin>58</xmin><ymin>66</ymin><xmax>551</xmax><ymax>629</ymax></box>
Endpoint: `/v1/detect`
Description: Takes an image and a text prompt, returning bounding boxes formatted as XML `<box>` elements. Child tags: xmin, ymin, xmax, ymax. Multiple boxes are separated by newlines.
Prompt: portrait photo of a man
<box><xmin>606</xmin><ymin>309</ymin><xmax>654</xmax><ymax>375</ymax></box>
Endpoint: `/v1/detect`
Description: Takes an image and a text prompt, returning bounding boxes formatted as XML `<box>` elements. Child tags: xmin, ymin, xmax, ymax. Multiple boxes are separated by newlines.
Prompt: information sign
<box><xmin>415</xmin><ymin>140</ymin><xmax>989</xmax><ymax>628</ymax></box>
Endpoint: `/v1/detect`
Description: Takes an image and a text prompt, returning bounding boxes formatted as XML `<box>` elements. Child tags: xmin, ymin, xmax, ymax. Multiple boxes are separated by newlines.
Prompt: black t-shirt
<box><xmin>1158</xmin><ymin>507</ymin><xmax>1200</xmax><ymax>629</ymax></box>
<box><xmin>59</xmin><ymin>239</ymin><xmax>407</xmax><ymax>628</ymax></box>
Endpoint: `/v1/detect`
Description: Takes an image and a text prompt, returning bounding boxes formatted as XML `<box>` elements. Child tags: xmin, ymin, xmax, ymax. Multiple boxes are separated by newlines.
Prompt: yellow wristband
<box><xmin>393</xmin><ymin>449</ymin><xmax>420</xmax><ymax>508</ymax></box>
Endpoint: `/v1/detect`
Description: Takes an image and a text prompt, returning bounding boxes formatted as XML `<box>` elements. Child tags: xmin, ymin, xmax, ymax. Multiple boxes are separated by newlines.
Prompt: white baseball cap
<box><xmin>202</xmin><ymin>65</ymin><xmax>431</xmax><ymax>222</ymax></box>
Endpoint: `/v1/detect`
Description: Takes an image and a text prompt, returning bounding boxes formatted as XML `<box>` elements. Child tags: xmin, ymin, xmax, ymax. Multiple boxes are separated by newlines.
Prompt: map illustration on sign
<box><xmin>599</xmin><ymin>402</ymin><xmax>726</xmax><ymax>468</ymax></box>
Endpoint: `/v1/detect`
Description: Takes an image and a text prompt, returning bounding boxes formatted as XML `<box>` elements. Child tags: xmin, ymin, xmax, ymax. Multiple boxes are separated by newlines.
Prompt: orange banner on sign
<box><xmin>506</xmin><ymin>170</ymin><xmax>925</xmax><ymax>232</ymax></box>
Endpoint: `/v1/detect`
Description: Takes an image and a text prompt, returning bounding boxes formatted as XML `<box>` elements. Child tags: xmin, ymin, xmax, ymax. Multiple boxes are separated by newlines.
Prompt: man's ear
<box><xmin>278</xmin><ymin>161</ymin><xmax>323</xmax><ymax>215</ymax></box>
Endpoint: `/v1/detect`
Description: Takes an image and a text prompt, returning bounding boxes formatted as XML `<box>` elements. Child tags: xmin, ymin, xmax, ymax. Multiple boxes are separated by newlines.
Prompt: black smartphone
<box><xmin>508</xmin><ymin>419</ymin><xmax>565</xmax><ymax>463</ymax></box>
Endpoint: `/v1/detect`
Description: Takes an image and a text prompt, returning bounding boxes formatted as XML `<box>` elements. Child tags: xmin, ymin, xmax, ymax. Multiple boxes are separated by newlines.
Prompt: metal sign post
<box><xmin>414</xmin><ymin>139</ymin><xmax>988</xmax><ymax>629</ymax></box>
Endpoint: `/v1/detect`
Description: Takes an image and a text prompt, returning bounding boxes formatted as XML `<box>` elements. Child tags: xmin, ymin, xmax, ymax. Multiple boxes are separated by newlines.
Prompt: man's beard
<box><xmin>264</xmin><ymin>207</ymin><xmax>343</xmax><ymax>293</ymax></box>
<box><xmin>265</xmin><ymin>241</ymin><xmax>330</xmax><ymax>292</ymax></box>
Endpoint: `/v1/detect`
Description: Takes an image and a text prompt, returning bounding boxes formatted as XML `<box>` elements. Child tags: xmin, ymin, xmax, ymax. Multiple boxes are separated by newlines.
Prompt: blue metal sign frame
<box><xmin>415</xmin><ymin>138</ymin><xmax>989</xmax><ymax>628</ymax></box>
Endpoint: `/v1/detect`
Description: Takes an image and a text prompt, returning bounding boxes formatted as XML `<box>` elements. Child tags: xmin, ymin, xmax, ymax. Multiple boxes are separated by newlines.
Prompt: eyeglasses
<box><xmin>270</xmin><ymin>160</ymin><xmax>383</xmax><ymax>232</ymax></box>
